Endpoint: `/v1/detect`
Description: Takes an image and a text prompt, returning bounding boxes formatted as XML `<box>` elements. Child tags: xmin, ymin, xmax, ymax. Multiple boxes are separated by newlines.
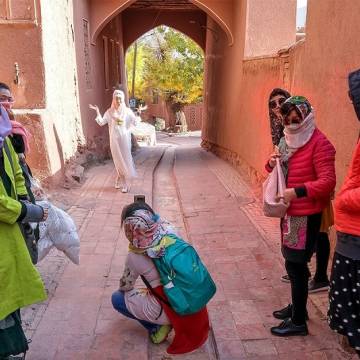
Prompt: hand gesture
<box><xmin>276</xmin><ymin>188</ymin><xmax>297</xmax><ymax>204</ymax></box>
<box><xmin>268</xmin><ymin>152</ymin><xmax>280</xmax><ymax>168</ymax></box>
<box><xmin>89</xmin><ymin>104</ymin><xmax>99</xmax><ymax>112</ymax></box>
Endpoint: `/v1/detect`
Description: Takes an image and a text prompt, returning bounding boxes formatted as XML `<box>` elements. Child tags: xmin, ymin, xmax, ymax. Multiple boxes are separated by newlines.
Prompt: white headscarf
<box><xmin>283</xmin><ymin>112</ymin><xmax>316</xmax><ymax>150</ymax></box>
<box><xmin>111</xmin><ymin>90</ymin><xmax>125</xmax><ymax>109</ymax></box>
<box><xmin>110</xmin><ymin>90</ymin><xmax>128</xmax><ymax>119</ymax></box>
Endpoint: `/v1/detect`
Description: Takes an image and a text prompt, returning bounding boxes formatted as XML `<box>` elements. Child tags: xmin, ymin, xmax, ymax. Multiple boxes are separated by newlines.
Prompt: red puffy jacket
<box><xmin>266</xmin><ymin>128</ymin><xmax>336</xmax><ymax>216</ymax></box>
<box><xmin>335</xmin><ymin>141</ymin><xmax>360</xmax><ymax>236</ymax></box>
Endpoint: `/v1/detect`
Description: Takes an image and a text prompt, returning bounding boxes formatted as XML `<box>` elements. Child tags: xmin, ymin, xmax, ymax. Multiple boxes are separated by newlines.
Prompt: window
<box><xmin>83</xmin><ymin>19</ymin><xmax>92</xmax><ymax>89</ymax></box>
<box><xmin>115</xmin><ymin>42</ymin><xmax>121</xmax><ymax>84</ymax></box>
<box><xmin>110</xmin><ymin>39</ymin><xmax>116</xmax><ymax>87</ymax></box>
<box><xmin>0</xmin><ymin>0</ymin><xmax>37</xmax><ymax>23</ymax></box>
<box><xmin>103</xmin><ymin>36</ymin><xmax>110</xmax><ymax>90</ymax></box>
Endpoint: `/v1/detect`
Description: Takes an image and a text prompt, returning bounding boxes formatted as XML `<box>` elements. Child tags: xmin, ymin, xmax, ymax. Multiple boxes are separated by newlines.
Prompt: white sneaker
<box><xmin>121</xmin><ymin>186</ymin><xmax>128</xmax><ymax>193</ymax></box>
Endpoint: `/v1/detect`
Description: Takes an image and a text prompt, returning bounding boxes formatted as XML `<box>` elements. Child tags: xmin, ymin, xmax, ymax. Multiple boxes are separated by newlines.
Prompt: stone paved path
<box><xmin>24</xmin><ymin>134</ymin><xmax>354</xmax><ymax>359</ymax></box>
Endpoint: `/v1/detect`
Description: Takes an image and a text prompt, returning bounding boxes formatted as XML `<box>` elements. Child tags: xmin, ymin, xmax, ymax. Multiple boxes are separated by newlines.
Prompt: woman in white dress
<box><xmin>89</xmin><ymin>90</ymin><xmax>136</xmax><ymax>192</ymax></box>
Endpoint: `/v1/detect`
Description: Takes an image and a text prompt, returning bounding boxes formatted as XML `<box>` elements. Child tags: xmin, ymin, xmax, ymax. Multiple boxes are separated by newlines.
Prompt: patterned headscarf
<box><xmin>268</xmin><ymin>88</ymin><xmax>291</xmax><ymax>146</ymax></box>
<box><xmin>281</xmin><ymin>96</ymin><xmax>312</xmax><ymax>122</ymax></box>
<box><xmin>123</xmin><ymin>209</ymin><xmax>176</xmax><ymax>258</ymax></box>
<box><xmin>278</xmin><ymin>96</ymin><xmax>316</xmax><ymax>176</ymax></box>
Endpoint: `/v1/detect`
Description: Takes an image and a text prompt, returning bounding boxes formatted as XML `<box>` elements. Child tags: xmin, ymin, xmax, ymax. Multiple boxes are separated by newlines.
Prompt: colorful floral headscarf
<box><xmin>281</xmin><ymin>96</ymin><xmax>312</xmax><ymax>121</ymax></box>
<box><xmin>268</xmin><ymin>88</ymin><xmax>291</xmax><ymax>146</ymax></box>
<box><xmin>123</xmin><ymin>209</ymin><xmax>176</xmax><ymax>258</ymax></box>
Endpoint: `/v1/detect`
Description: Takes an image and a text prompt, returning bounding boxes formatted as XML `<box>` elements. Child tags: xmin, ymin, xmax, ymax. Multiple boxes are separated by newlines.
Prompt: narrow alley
<box><xmin>23</xmin><ymin>134</ymin><xmax>351</xmax><ymax>360</ymax></box>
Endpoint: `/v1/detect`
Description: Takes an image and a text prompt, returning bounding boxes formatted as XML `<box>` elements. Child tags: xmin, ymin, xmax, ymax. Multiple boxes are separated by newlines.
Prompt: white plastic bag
<box><xmin>37</xmin><ymin>201</ymin><xmax>80</xmax><ymax>264</ymax></box>
<box><xmin>263</xmin><ymin>158</ymin><xmax>289</xmax><ymax>218</ymax></box>
<box><xmin>30</xmin><ymin>176</ymin><xmax>47</xmax><ymax>201</ymax></box>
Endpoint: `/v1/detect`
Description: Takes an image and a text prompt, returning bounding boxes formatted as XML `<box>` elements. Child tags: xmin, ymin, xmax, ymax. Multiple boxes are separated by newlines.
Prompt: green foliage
<box><xmin>126</xmin><ymin>43</ymin><xmax>148</xmax><ymax>99</ymax></box>
<box><xmin>126</xmin><ymin>26</ymin><xmax>204</xmax><ymax>107</ymax></box>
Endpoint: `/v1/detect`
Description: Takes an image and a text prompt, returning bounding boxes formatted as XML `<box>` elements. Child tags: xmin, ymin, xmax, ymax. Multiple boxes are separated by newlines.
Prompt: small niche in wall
<box><xmin>0</xmin><ymin>0</ymin><xmax>37</xmax><ymax>24</ymax></box>
<box><xmin>110</xmin><ymin>39</ymin><xmax>116</xmax><ymax>87</ymax></box>
<box><xmin>115</xmin><ymin>42</ymin><xmax>121</xmax><ymax>84</ymax></box>
<box><xmin>83</xmin><ymin>19</ymin><xmax>92</xmax><ymax>90</ymax></box>
<box><xmin>103</xmin><ymin>36</ymin><xmax>110</xmax><ymax>90</ymax></box>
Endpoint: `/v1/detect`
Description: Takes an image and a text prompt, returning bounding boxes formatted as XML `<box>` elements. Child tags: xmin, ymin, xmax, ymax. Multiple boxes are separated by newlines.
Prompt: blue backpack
<box><xmin>151</xmin><ymin>235</ymin><xmax>216</xmax><ymax>315</ymax></box>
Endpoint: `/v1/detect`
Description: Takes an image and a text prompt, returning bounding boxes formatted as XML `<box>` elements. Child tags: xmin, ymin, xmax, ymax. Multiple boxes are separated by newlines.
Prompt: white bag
<box><xmin>263</xmin><ymin>158</ymin><xmax>289</xmax><ymax>218</ymax></box>
<box><xmin>37</xmin><ymin>201</ymin><xmax>80</xmax><ymax>264</ymax></box>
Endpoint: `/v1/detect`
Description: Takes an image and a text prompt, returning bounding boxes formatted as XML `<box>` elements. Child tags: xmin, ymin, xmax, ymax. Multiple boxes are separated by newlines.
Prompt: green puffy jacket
<box><xmin>0</xmin><ymin>138</ymin><xmax>46</xmax><ymax>320</ymax></box>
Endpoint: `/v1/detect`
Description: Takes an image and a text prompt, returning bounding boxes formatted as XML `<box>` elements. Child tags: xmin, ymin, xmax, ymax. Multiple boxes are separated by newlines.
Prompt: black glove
<box><xmin>18</xmin><ymin>201</ymin><xmax>44</xmax><ymax>223</ymax></box>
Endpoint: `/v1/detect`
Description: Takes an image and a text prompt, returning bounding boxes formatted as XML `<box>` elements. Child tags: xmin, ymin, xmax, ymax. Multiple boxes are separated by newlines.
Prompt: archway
<box><xmin>90</xmin><ymin>0</ymin><xmax>234</xmax><ymax>46</ymax></box>
<box><xmin>125</xmin><ymin>26</ymin><xmax>205</xmax><ymax>133</ymax></box>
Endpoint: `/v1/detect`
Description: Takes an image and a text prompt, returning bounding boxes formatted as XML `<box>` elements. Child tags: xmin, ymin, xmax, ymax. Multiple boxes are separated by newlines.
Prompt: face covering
<box><xmin>286</xmin><ymin>123</ymin><xmax>302</xmax><ymax>131</ymax></box>
<box><xmin>283</xmin><ymin>112</ymin><xmax>316</xmax><ymax>150</ymax></box>
<box><xmin>0</xmin><ymin>106</ymin><xmax>13</xmax><ymax>149</ymax></box>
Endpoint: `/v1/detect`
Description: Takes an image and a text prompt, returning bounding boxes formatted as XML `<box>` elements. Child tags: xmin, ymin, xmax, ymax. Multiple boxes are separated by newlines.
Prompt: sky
<box><xmin>297</xmin><ymin>0</ymin><xmax>307</xmax><ymax>8</ymax></box>
<box><xmin>296</xmin><ymin>0</ymin><xmax>307</xmax><ymax>28</ymax></box>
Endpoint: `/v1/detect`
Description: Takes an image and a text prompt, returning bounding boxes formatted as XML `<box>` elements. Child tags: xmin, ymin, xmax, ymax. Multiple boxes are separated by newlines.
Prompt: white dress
<box><xmin>132</xmin><ymin>116</ymin><xmax>157</xmax><ymax>146</ymax></box>
<box><xmin>96</xmin><ymin>105</ymin><xmax>137</xmax><ymax>179</ymax></box>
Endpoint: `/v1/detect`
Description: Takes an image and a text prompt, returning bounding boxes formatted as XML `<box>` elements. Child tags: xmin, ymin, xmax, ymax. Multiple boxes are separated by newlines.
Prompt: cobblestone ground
<box><xmin>24</xmin><ymin>134</ymin><xmax>355</xmax><ymax>359</ymax></box>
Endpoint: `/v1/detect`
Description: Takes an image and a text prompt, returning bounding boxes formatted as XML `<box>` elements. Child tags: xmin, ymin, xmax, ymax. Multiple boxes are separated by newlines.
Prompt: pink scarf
<box><xmin>11</xmin><ymin>120</ymin><xmax>30</xmax><ymax>154</ymax></box>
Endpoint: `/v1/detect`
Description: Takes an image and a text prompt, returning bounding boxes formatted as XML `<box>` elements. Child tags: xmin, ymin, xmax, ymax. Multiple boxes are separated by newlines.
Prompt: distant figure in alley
<box><xmin>90</xmin><ymin>90</ymin><xmax>137</xmax><ymax>193</ymax></box>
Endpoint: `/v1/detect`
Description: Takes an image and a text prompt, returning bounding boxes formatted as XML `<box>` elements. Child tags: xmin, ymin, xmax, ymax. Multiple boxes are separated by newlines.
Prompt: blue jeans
<box><xmin>111</xmin><ymin>291</ymin><xmax>159</xmax><ymax>334</ymax></box>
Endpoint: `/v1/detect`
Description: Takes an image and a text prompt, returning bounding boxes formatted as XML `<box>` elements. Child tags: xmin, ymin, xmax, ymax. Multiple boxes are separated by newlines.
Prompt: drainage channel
<box><xmin>149</xmin><ymin>145</ymin><xmax>219</xmax><ymax>360</ymax></box>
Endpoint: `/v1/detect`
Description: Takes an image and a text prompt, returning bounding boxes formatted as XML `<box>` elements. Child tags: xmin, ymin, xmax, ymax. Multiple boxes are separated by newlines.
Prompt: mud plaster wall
<box><xmin>288</xmin><ymin>0</ymin><xmax>360</xmax><ymax>187</ymax></box>
<box><xmin>74</xmin><ymin>0</ymin><xmax>126</xmax><ymax>161</ymax></box>
<box><xmin>205</xmin><ymin>0</ymin><xmax>360</xmax><ymax>191</ymax></box>
<box><xmin>202</xmin><ymin>0</ymin><xmax>248</xmax><ymax>156</ymax></box>
<box><xmin>244</xmin><ymin>0</ymin><xmax>296</xmax><ymax>58</ymax></box>
<box><xmin>0</xmin><ymin>0</ymin><xmax>45</xmax><ymax>108</ymax></box>
<box><xmin>40</xmin><ymin>0</ymin><xmax>84</xmax><ymax>176</ymax></box>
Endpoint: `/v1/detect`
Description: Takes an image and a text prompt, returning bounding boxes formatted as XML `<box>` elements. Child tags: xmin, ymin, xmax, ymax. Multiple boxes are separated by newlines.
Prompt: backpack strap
<box><xmin>140</xmin><ymin>275</ymin><xmax>171</xmax><ymax>308</ymax></box>
<box><xmin>3</xmin><ymin>140</ymin><xmax>13</xmax><ymax>172</ymax></box>
<box><xmin>3</xmin><ymin>140</ymin><xmax>16</xmax><ymax>197</ymax></box>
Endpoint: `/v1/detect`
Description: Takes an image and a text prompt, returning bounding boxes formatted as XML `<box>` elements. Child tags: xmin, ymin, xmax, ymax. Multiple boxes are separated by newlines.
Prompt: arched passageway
<box><xmin>75</xmin><ymin>0</ymin><xmax>232</xmax><ymax>153</ymax></box>
<box><xmin>90</xmin><ymin>0</ymin><xmax>234</xmax><ymax>46</ymax></box>
<box><xmin>125</xmin><ymin>26</ymin><xmax>205</xmax><ymax>132</ymax></box>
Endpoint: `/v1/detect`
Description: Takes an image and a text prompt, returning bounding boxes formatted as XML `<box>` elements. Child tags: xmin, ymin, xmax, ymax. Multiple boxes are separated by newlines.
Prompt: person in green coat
<box><xmin>0</xmin><ymin>105</ymin><xmax>47</xmax><ymax>359</ymax></box>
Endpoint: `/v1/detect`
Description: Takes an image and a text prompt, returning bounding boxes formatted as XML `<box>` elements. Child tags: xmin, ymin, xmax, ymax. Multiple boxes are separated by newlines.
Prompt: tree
<box><xmin>126</xmin><ymin>42</ymin><xmax>148</xmax><ymax>99</ymax></box>
<box><xmin>126</xmin><ymin>26</ymin><xmax>204</xmax><ymax>130</ymax></box>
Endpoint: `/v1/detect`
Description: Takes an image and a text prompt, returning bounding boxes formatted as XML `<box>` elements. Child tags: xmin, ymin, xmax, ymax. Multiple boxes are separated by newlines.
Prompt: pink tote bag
<box><xmin>263</xmin><ymin>158</ymin><xmax>289</xmax><ymax>218</ymax></box>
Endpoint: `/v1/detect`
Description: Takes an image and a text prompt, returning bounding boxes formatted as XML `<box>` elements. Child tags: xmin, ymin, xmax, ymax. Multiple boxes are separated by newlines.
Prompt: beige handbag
<box><xmin>263</xmin><ymin>158</ymin><xmax>289</xmax><ymax>218</ymax></box>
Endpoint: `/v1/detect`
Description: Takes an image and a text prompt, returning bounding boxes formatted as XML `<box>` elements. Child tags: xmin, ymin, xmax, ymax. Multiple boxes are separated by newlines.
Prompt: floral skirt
<box><xmin>328</xmin><ymin>252</ymin><xmax>360</xmax><ymax>355</ymax></box>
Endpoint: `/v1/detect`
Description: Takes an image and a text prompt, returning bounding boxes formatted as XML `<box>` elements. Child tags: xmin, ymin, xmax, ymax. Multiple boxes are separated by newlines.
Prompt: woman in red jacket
<box><xmin>266</xmin><ymin>96</ymin><xmax>336</xmax><ymax>337</ymax></box>
<box><xmin>328</xmin><ymin>69</ymin><xmax>360</xmax><ymax>356</ymax></box>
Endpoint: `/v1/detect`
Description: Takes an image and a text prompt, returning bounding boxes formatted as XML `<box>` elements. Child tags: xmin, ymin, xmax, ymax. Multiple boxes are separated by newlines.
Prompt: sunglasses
<box><xmin>269</xmin><ymin>97</ymin><xmax>286</xmax><ymax>109</ymax></box>
<box><xmin>0</xmin><ymin>95</ymin><xmax>14</xmax><ymax>103</ymax></box>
